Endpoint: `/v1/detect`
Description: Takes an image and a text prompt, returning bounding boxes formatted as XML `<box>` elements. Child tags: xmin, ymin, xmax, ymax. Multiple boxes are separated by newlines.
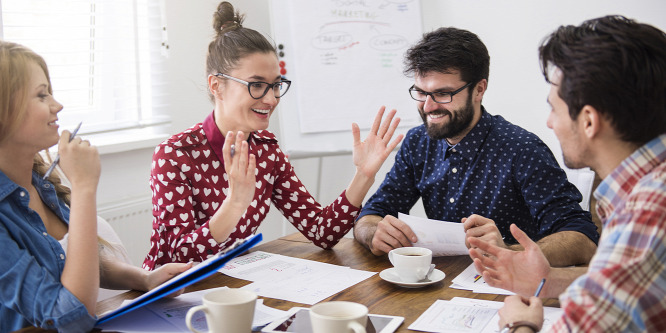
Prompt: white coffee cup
<box><xmin>309</xmin><ymin>301</ymin><xmax>368</xmax><ymax>333</ymax></box>
<box><xmin>388</xmin><ymin>247</ymin><xmax>433</xmax><ymax>283</ymax></box>
<box><xmin>185</xmin><ymin>288</ymin><xmax>257</xmax><ymax>333</ymax></box>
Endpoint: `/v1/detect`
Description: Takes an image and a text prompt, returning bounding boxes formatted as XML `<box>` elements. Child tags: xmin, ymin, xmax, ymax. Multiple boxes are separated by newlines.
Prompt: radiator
<box><xmin>97</xmin><ymin>196</ymin><xmax>153</xmax><ymax>268</ymax></box>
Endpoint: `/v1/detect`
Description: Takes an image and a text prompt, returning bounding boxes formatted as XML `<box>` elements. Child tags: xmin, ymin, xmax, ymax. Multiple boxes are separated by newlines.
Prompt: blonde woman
<box><xmin>0</xmin><ymin>40</ymin><xmax>190</xmax><ymax>332</ymax></box>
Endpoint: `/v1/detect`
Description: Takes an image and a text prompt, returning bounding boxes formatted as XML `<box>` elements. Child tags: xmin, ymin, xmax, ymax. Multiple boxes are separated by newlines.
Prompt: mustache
<box><xmin>419</xmin><ymin>107</ymin><xmax>452</xmax><ymax>118</ymax></box>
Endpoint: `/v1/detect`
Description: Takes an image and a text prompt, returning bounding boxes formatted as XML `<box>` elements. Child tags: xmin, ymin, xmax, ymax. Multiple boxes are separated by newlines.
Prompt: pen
<box><xmin>43</xmin><ymin>122</ymin><xmax>82</xmax><ymax>180</ymax></box>
<box><xmin>534</xmin><ymin>278</ymin><xmax>546</xmax><ymax>297</ymax></box>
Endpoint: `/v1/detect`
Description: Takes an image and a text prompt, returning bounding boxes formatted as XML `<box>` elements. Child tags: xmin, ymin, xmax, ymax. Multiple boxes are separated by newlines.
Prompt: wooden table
<box><xmin>97</xmin><ymin>233</ymin><xmax>559</xmax><ymax>332</ymax></box>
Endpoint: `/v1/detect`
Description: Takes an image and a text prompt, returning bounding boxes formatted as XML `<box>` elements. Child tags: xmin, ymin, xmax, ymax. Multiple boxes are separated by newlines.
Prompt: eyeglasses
<box><xmin>408</xmin><ymin>81</ymin><xmax>473</xmax><ymax>104</ymax></box>
<box><xmin>214</xmin><ymin>73</ymin><xmax>292</xmax><ymax>99</ymax></box>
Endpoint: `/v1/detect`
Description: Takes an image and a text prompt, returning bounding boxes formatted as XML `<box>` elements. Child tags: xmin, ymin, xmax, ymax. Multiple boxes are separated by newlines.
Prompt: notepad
<box><xmin>96</xmin><ymin>233</ymin><xmax>263</xmax><ymax>324</ymax></box>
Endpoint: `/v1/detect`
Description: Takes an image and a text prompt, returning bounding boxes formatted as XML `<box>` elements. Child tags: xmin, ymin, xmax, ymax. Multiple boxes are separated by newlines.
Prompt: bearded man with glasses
<box><xmin>354</xmin><ymin>27</ymin><xmax>599</xmax><ymax>268</ymax></box>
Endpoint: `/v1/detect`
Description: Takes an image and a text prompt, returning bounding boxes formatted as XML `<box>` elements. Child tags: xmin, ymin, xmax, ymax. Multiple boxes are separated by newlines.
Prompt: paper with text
<box><xmin>451</xmin><ymin>263</ymin><xmax>514</xmax><ymax>295</ymax></box>
<box><xmin>410</xmin><ymin>297</ymin><xmax>563</xmax><ymax>333</ymax></box>
<box><xmin>220</xmin><ymin>251</ymin><xmax>376</xmax><ymax>304</ymax></box>
<box><xmin>398</xmin><ymin>212</ymin><xmax>469</xmax><ymax>256</ymax></box>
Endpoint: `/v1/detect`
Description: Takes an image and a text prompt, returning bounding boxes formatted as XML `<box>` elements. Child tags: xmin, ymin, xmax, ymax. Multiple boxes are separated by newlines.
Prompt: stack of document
<box><xmin>450</xmin><ymin>263</ymin><xmax>514</xmax><ymax>295</ymax></box>
<box><xmin>409</xmin><ymin>297</ymin><xmax>563</xmax><ymax>333</ymax></box>
<box><xmin>220</xmin><ymin>251</ymin><xmax>376</xmax><ymax>304</ymax></box>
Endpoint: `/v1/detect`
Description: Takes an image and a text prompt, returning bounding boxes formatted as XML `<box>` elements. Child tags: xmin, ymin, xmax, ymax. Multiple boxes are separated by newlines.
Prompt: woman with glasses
<box><xmin>142</xmin><ymin>1</ymin><xmax>403</xmax><ymax>270</ymax></box>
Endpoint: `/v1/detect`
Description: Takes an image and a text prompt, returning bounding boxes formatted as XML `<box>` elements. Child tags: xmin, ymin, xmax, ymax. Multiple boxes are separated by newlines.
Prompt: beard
<box><xmin>419</xmin><ymin>92</ymin><xmax>475</xmax><ymax>140</ymax></box>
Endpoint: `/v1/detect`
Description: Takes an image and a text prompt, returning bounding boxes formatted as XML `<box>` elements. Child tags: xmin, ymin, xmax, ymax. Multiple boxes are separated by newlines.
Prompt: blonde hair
<box><xmin>0</xmin><ymin>40</ymin><xmax>71</xmax><ymax>203</ymax></box>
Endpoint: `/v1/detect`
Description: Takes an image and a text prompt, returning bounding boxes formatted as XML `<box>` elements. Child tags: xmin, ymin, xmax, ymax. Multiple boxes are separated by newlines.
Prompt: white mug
<box><xmin>185</xmin><ymin>288</ymin><xmax>257</xmax><ymax>333</ymax></box>
<box><xmin>310</xmin><ymin>301</ymin><xmax>368</xmax><ymax>333</ymax></box>
<box><xmin>388</xmin><ymin>247</ymin><xmax>432</xmax><ymax>283</ymax></box>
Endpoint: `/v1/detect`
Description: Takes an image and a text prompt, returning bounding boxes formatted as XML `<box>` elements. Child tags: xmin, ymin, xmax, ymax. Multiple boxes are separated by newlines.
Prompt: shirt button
<box><xmin>43</xmin><ymin>232</ymin><xmax>48</xmax><ymax>236</ymax></box>
<box><xmin>20</xmin><ymin>191</ymin><xmax>26</xmax><ymax>197</ymax></box>
<box><xmin>44</xmin><ymin>183</ymin><xmax>50</xmax><ymax>188</ymax></box>
<box><xmin>452</xmin><ymin>168</ymin><xmax>458</xmax><ymax>173</ymax></box>
<box><xmin>60</xmin><ymin>254</ymin><xmax>65</xmax><ymax>260</ymax></box>
<box><xmin>449</xmin><ymin>198</ymin><xmax>455</xmax><ymax>203</ymax></box>
<box><xmin>451</xmin><ymin>148</ymin><xmax>457</xmax><ymax>153</ymax></box>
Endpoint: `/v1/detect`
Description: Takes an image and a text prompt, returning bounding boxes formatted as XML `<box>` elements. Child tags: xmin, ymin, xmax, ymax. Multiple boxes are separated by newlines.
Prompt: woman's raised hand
<box><xmin>222</xmin><ymin>131</ymin><xmax>256</xmax><ymax>210</ymax></box>
<box><xmin>57</xmin><ymin>130</ymin><xmax>101</xmax><ymax>189</ymax></box>
<box><xmin>352</xmin><ymin>106</ymin><xmax>403</xmax><ymax>178</ymax></box>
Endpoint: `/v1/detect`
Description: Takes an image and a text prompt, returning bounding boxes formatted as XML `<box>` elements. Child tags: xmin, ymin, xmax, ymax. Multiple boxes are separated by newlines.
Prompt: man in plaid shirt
<box><xmin>468</xmin><ymin>15</ymin><xmax>666</xmax><ymax>332</ymax></box>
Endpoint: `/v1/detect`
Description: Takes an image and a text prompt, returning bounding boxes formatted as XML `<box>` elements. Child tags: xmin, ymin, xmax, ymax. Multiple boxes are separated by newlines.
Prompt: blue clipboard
<box><xmin>96</xmin><ymin>233</ymin><xmax>263</xmax><ymax>324</ymax></box>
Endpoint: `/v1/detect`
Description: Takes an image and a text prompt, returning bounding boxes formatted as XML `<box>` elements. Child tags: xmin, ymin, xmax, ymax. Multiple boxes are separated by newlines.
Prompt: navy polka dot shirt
<box><xmin>360</xmin><ymin>108</ymin><xmax>600</xmax><ymax>245</ymax></box>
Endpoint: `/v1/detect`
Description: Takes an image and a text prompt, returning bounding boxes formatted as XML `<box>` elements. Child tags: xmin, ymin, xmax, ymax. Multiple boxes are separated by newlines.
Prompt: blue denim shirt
<box><xmin>0</xmin><ymin>170</ymin><xmax>96</xmax><ymax>332</ymax></box>
<box><xmin>360</xmin><ymin>109</ymin><xmax>600</xmax><ymax>245</ymax></box>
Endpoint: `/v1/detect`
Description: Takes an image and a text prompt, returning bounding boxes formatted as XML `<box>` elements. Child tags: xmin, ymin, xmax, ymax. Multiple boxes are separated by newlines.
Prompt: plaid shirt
<box><xmin>551</xmin><ymin>134</ymin><xmax>666</xmax><ymax>332</ymax></box>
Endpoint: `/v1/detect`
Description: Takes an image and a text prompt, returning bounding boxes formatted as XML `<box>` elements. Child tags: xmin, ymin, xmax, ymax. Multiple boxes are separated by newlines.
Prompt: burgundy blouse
<box><xmin>143</xmin><ymin>113</ymin><xmax>359</xmax><ymax>269</ymax></box>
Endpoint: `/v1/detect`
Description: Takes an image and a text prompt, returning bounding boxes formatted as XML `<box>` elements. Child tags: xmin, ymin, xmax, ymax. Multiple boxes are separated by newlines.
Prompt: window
<box><xmin>0</xmin><ymin>0</ymin><xmax>170</xmax><ymax>138</ymax></box>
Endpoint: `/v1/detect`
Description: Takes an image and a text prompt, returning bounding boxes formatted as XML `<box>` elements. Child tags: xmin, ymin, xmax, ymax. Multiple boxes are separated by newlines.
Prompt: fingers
<box><xmin>369</xmin><ymin>106</ymin><xmax>386</xmax><ymax>136</ymax></box>
<box><xmin>222</xmin><ymin>131</ymin><xmax>234</xmax><ymax>165</ymax></box>
<box><xmin>371</xmin><ymin>216</ymin><xmax>416</xmax><ymax>254</ymax></box>
<box><xmin>510</xmin><ymin>224</ymin><xmax>536</xmax><ymax>250</ymax></box>
<box><xmin>351</xmin><ymin>122</ymin><xmax>361</xmax><ymax>146</ymax></box>
<box><xmin>376</xmin><ymin>108</ymin><xmax>396</xmax><ymax>139</ymax></box>
<box><xmin>468</xmin><ymin>236</ymin><xmax>502</xmax><ymax>258</ymax></box>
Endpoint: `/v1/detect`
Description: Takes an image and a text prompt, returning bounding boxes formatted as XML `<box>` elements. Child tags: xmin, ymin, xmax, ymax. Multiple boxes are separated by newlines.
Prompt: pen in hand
<box><xmin>534</xmin><ymin>278</ymin><xmax>546</xmax><ymax>297</ymax></box>
<box><xmin>43</xmin><ymin>122</ymin><xmax>82</xmax><ymax>180</ymax></box>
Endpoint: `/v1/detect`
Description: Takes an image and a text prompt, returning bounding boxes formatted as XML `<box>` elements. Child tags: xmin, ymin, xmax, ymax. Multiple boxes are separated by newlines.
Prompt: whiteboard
<box><xmin>270</xmin><ymin>0</ymin><xmax>423</xmax><ymax>158</ymax></box>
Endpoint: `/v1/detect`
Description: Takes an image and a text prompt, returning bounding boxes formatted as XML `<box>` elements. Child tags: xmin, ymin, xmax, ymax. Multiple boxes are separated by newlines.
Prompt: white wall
<box><xmin>97</xmin><ymin>0</ymin><xmax>666</xmax><ymax>266</ymax></box>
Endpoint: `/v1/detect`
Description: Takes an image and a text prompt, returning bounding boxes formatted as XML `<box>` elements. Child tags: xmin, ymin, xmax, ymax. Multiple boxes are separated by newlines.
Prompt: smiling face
<box><xmin>413</xmin><ymin>71</ymin><xmax>481</xmax><ymax>143</ymax></box>
<box><xmin>10</xmin><ymin>61</ymin><xmax>63</xmax><ymax>153</ymax></box>
<box><xmin>212</xmin><ymin>52</ymin><xmax>281</xmax><ymax>136</ymax></box>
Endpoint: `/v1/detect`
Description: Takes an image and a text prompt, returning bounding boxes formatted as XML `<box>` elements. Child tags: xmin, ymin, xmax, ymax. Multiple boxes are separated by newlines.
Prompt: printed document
<box><xmin>398</xmin><ymin>212</ymin><xmax>469</xmax><ymax>256</ymax></box>
<box><xmin>410</xmin><ymin>297</ymin><xmax>563</xmax><ymax>333</ymax></box>
<box><xmin>221</xmin><ymin>251</ymin><xmax>376</xmax><ymax>304</ymax></box>
<box><xmin>450</xmin><ymin>263</ymin><xmax>514</xmax><ymax>295</ymax></box>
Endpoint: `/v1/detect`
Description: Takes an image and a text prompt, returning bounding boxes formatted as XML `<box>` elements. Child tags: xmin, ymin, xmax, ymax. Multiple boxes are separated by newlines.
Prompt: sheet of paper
<box><xmin>450</xmin><ymin>263</ymin><xmax>514</xmax><ymax>295</ymax></box>
<box><xmin>410</xmin><ymin>298</ymin><xmax>563</xmax><ymax>333</ymax></box>
<box><xmin>221</xmin><ymin>251</ymin><xmax>376</xmax><ymax>305</ymax></box>
<box><xmin>409</xmin><ymin>300</ymin><xmax>497</xmax><ymax>332</ymax></box>
<box><xmin>448</xmin><ymin>297</ymin><xmax>563</xmax><ymax>333</ymax></box>
<box><xmin>398</xmin><ymin>213</ymin><xmax>469</xmax><ymax>256</ymax></box>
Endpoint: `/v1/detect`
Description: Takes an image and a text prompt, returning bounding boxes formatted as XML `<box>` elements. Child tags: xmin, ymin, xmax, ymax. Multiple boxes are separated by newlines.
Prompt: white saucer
<box><xmin>379</xmin><ymin>267</ymin><xmax>445</xmax><ymax>288</ymax></box>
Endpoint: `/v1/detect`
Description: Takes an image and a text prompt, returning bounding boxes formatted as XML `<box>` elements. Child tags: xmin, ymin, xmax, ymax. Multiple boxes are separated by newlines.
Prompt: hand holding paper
<box><xmin>397</xmin><ymin>213</ymin><xmax>469</xmax><ymax>256</ymax></box>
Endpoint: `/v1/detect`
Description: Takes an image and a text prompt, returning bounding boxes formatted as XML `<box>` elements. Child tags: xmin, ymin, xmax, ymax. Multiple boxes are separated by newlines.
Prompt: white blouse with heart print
<box><xmin>143</xmin><ymin>113</ymin><xmax>360</xmax><ymax>270</ymax></box>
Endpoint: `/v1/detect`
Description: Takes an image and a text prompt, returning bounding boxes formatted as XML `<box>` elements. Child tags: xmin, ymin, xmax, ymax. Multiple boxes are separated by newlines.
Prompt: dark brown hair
<box><xmin>206</xmin><ymin>1</ymin><xmax>276</xmax><ymax>100</ymax></box>
<box><xmin>539</xmin><ymin>15</ymin><xmax>666</xmax><ymax>145</ymax></box>
<box><xmin>404</xmin><ymin>27</ymin><xmax>490</xmax><ymax>89</ymax></box>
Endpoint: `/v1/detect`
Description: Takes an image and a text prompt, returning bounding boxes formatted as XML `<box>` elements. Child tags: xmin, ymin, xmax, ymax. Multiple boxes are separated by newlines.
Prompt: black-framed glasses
<box><xmin>408</xmin><ymin>81</ymin><xmax>473</xmax><ymax>104</ymax></box>
<box><xmin>214</xmin><ymin>73</ymin><xmax>292</xmax><ymax>99</ymax></box>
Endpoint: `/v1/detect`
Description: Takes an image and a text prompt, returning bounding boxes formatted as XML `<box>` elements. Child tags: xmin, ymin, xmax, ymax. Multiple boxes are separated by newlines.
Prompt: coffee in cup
<box><xmin>388</xmin><ymin>247</ymin><xmax>433</xmax><ymax>283</ymax></box>
<box><xmin>185</xmin><ymin>288</ymin><xmax>257</xmax><ymax>333</ymax></box>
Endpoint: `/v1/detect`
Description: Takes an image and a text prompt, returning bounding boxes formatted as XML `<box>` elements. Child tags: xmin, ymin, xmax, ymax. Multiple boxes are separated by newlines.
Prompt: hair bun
<box><xmin>213</xmin><ymin>1</ymin><xmax>245</xmax><ymax>37</ymax></box>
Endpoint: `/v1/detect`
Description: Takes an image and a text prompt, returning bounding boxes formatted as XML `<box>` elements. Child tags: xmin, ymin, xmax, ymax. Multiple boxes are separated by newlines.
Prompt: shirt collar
<box><xmin>594</xmin><ymin>133</ymin><xmax>666</xmax><ymax>221</ymax></box>
<box><xmin>0</xmin><ymin>169</ymin><xmax>19</xmax><ymax>201</ymax></box>
<box><xmin>450</xmin><ymin>107</ymin><xmax>492</xmax><ymax>161</ymax></box>
<box><xmin>202</xmin><ymin>111</ymin><xmax>278</xmax><ymax>161</ymax></box>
